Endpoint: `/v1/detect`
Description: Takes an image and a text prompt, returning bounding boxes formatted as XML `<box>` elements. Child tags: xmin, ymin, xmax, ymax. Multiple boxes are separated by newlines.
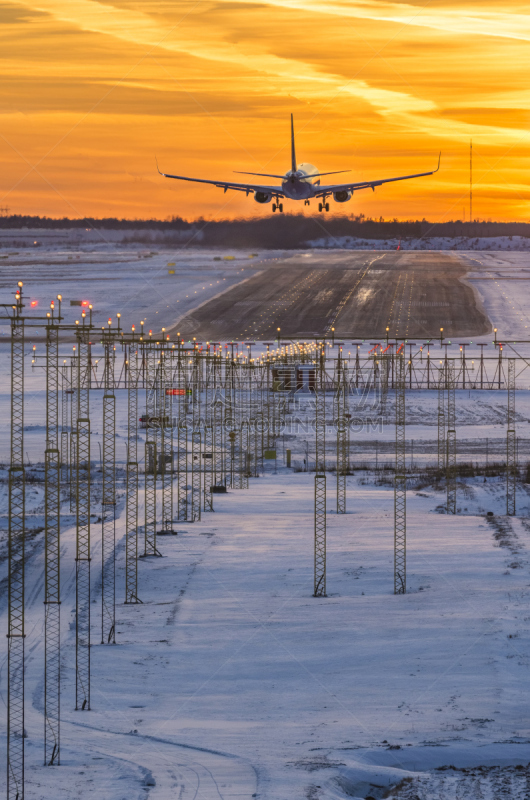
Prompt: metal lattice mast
<box><xmin>225</xmin><ymin>356</ymin><xmax>235</xmax><ymax>487</ymax></box>
<box><xmin>44</xmin><ymin>315</ymin><xmax>61</xmax><ymax>766</ymax></box>
<box><xmin>7</xmin><ymin>294</ymin><xmax>25</xmax><ymax>799</ymax></box>
<box><xmin>335</xmin><ymin>353</ymin><xmax>347</xmax><ymax>514</ymax></box>
<box><xmin>69</xmin><ymin>356</ymin><xmax>77</xmax><ymax>514</ymax></box>
<box><xmin>314</xmin><ymin>345</ymin><xmax>326</xmax><ymax>597</ymax></box>
<box><xmin>101</xmin><ymin>337</ymin><xmax>116</xmax><ymax>644</ymax></box>
<box><xmin>203</xmin><ymin>423</ymin><xmax>214</xmax><ymax>511</ymax></box>
<box><xmin>394</xmin><ymin>352</ymin><xmax>406</xmax><ymax>594</ymax></box>
<box><xmin>160</xmin><ymin>351</ymin><xmax>173</xmax><ymax>533</ymax></box>
<box><xmin>125</xmin><ymin>345</ymin><xmax>140</xmax><ymax>603</ymax></box>
<box><xmin>75</xmin><ymin>327</ymin><xmax>91</xmax><ymax>710</ymax></box>
<box><xmin>144</xmin><ymin>346</ymin><xmax>159</xmax><ymax>555</ymax></box>
<box><xmin>213</xmin><ymin>357</ymin><xmax>225</xmax><ymax>487</ymax></box>
<box><xmin>60</xmin><ymin>361</ymin><xmax>69</xmax><ymax>484</ymax></box>
<box><xmin>380</xmin><ymin>353</ymin><xmax>389</xmax><ymax>415</ymax></box>
<box><xmin>176</xmin><ymin>345</ymin><xmax>188</xmax><ymax>518</ymax></box>
<box><xmin>507</xmin><ymin>358</ymin><xmax>516</xmax><ymax>516</ymax></box>
<box><xmin>191</xmin><ymin>428</ymin><xmax>201</xmax><ymax>521</ymax></box>
<box><xmin>240</xmin><ymin>421</ymin><xmax>249</xmax><ymax>489</ymax></box>
<box><xmin>437</xmin><ymin>365</ymin><xmax>446</xmax><ymax>470</ymax></box>
<box><xmin>446</xmin><ymin>360</ymin><xmax>457</xmax><ymax>514</ymax></box>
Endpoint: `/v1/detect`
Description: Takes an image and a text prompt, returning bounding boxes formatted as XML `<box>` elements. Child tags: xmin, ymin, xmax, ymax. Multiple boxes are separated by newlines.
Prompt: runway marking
<box><xmin>239</xmin><ymin>269</ymin><xmax>321</xmax><ymax>339</ymax></box>
<box><xmin>386</xmin><ymin>273</ymin><xmax>403</xmax><ymax>334</ymax></box>
<box><xmin>405</xmin><ymin>273</ymin><xmax>415</xmax><ymax>339</ymax></box>
<box><xmin>323</xmin><ymin>254</ymin><xmax>384</xmax><ymax>336</ymax></box>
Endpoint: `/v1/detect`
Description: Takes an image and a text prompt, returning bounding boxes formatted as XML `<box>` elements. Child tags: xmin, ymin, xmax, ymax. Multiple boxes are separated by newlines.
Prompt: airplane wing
<box><xmin>157</xmin><ymin>162</ymin><xmax>283</xmax><ymax>197</ymax></box>
<box><xmin>313</xmin><ymin>154</ymin><xmax>441</xmax><ymax>198</ymax></box>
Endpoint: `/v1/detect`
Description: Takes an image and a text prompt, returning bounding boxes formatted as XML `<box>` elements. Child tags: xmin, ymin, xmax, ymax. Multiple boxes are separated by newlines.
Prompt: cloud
<box><xmin>16</xmin><ymin>0</ymin><xmax>435</xmax><ymax>115</ymax></box>
<box><xmin>224</xmin><ymin>0</ymin><xmax>530</xmax><ymax>43</ymax></box>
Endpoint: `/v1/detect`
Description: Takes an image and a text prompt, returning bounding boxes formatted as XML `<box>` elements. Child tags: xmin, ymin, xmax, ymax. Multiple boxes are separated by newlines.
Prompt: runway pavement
<box><xmin>173</xmin><ymin>251</ymin><xmax>491</xmax><ymax>341</ymax></box>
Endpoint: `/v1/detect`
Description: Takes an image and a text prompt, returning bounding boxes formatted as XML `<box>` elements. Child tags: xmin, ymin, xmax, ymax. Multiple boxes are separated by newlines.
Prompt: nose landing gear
<box><xmin>272</xmin><ymin>203</ymin><xmax>284</xmax><ymax>213</ymax></box>
<box><xmin>304</xmin><ymin>200</ymin><xmax>310</xmax><ymax>206</ymax></box>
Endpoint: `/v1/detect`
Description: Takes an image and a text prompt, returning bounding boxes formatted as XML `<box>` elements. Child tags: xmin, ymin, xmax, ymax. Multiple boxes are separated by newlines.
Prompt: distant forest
<box><xmin>1</xmin><ymin>213</ymin><xmax>529</xmax><ymax>248</ymax></box>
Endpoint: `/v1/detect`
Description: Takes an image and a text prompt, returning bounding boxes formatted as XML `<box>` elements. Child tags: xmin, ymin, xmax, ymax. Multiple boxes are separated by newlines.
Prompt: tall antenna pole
<box><xmin>470</xmin><ymin>139</ymin><xmax>472</xmax><ymax>223</ymax></box>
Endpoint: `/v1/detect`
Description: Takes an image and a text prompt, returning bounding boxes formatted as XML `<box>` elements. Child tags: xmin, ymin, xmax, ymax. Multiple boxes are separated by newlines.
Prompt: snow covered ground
<box><xmin>1</xmin><ymin>245</ymin><xmax>530</xmax><ymax>798</ymax></box>
<box><xmin>0</xmin><ymin>243</ymin><xmax>288</xmax><ymax>336</ymax></box>
<box><xmin>2</xmin><ymin>469</ymin><xmax>530</xmax><ymax>799</ymax></box>
<box><xmin>308</xmin><ymin>235</ymin><xmax>530</xmax><ymax>251</ymax></box>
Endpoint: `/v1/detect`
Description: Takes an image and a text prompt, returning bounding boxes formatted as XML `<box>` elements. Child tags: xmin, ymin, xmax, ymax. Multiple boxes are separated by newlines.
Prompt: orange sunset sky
<box><xmin>0</xmin><ymin>0</ymin><xmax>529</xmax><ymax>221</ymax></box>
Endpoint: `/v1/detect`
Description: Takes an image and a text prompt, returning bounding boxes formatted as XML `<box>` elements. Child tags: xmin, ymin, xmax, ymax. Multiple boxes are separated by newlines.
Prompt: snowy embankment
<box><xmin>307</xmin><ymin>235</ymin><xmax>530</xmax><ymax>251</ymax></box>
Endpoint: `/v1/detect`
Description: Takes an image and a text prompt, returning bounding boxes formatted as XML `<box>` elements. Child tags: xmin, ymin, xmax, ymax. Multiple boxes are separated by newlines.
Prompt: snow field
<box><xmin>2</xmin><ymin>469</ymin><xmax>530</xmax><ymax>798</ymax></box>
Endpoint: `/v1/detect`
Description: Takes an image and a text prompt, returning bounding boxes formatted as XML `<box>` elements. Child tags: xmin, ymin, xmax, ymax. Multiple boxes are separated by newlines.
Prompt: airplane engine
<box><xmin>254</xmin><ymin>191</ymin><xmax>272</xmax><ymax>204</ymax></box>
<box><xmin>333</xmin><ymin>190</ymin><xmax>352</xmax><ymax>203</ymax></box>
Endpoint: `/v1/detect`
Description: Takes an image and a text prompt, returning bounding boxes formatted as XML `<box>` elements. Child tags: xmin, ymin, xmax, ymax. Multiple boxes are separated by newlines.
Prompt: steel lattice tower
<box><xmin>225</xmin><ymin>358</ymin><xmax>235</xmax><ymax>488</ymax></box>
<box><xmin>446</xmin><ymin>360</ymin><xmax>457</xmax><ymax>515</ymax></box>
<box><xmin>314</xmin><ymin>346</ymin><xmax>326</xmax><ymax>597</ymax></box>
<box><xmin>213</xmin><ymin>360</ymin><xmax>225</xmax><ymax>487</ymax></box>
<box><xmin>101</xmin><ymin>339</ymin><xmax>116</xmax><ymax>644</ymax></box>
<box><xmin>60</xmin><ymin>361</ymin><xmax>69</xmax><ymax>485</ymax></box>
<box><xmin>335</xmin><ymin>354</ymin><xmax>347</xmax><ymax>514</ymax></box>
<box><xmin>437</xmin><ymin>365</ymin><xmax>446</xmax><ymax>470</ymax></box>
<box><xmin>7</xmin><ymin>304</ymin><xmax>25</xmax><ymax>799</ymax></box>
<box><xmin>507</xmin><ymin>358</ymin><xmax>516</xmax><ymax>516</ymax></box>
<box><xmin>159</xmin><ymin>352</ymin><xmax>174</xmax><ymax>534</ymax></box>
<box><xmin>240</xmin><ymin>421</ymin><xmax>249</xmax><ymax>489</ymax></box>
<box><xmin>44</xmin><ymin>319</ymin><xmax>61</xmax><ymax>765</ymax></box>
<box><xmin>125</xmin><ymin>345</ymin><xmax>140</xmax><ymax>603</ymax></box>
<box><xmin>394</xmin><ymin>352</ymin><xmax>406</xmax><ymax>594</ymax></box>
<box><xmin>203</xmin><ymin>424</ymin><xmax>214</xmax><ymax>511</ymax></box>
<box><xmin>75</xmin><ymin>329</ymin><xmax>91</xmax><ymax>710</ymax></box>
<box><xmin>143</xmin><ymin>347</ymin><xmax>159</xmax><ymax>555</ymax></box>
<box><xmin>191</xmin><ymin>429</ymin><xmax>202</xmax><ymax>521</ymax></box>
<box><xmin>177</xmin><ymin>420</ymin><xmax>188</xmax><ymax>520</ymax></box>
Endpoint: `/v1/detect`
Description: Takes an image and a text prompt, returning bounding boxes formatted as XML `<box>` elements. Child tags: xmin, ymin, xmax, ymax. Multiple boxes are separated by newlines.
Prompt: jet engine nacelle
<box><xmin>333</xmin><ymin>190</ymin><xmax>352</xmax><ymax>203</ymax></box>
<box><xmin>254</xmin><ymin>191</ymin><xmax>272</xmax><ymax>204</ymax></box>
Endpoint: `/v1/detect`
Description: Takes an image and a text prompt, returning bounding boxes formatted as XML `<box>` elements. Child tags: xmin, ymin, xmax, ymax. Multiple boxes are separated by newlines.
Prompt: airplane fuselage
<box><xmin>281</xmin><ymin>163</ymin><xmax>319</xmax><ymax>200</ymax></box>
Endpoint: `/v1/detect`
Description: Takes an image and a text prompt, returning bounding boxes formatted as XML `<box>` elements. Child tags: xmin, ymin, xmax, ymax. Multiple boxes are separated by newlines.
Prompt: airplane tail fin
<box><xmin>291</xmin><ymin>113</ymin><xmax>296</xmax><ymax>173</ymax></box>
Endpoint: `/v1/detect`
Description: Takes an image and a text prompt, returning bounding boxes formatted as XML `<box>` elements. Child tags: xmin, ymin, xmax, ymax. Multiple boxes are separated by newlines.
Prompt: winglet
<box><xmin>435</xmin><ymin>151</ymin><xmax>441</xmax><ymax>172</ymax></box>
<box><xmin>155</xmin><ymin>156</ymin><xmax>163</xmax><ymax>176</ymax></box>
<box><xmin>291</xmin><ymin>113</ymin><xmax>297</xmax><ymax>173</ymax></box>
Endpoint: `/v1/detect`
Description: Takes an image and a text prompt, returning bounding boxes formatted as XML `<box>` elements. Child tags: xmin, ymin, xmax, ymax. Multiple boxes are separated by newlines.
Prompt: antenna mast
<box><xmin>470</xmin><ymin>140</ymin><xmax>472</xmax><ymax>223</ymax></box>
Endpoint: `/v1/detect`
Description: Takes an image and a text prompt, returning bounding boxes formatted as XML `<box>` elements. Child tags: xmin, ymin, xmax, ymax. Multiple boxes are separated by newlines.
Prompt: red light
<box><xmin>81</xmin><ymin>300</ymin><xmax>89</xmax><ymax>306</ymax></box>
<box><xmin>30</xmin><ymin>300</ymin><xmax>38</xmax><ymax>307</ymax></box>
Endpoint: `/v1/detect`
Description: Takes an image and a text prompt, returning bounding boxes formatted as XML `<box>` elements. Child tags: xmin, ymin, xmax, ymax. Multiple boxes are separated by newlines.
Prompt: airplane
<box><xmin>157</xmin><ymin>114</ymin><xmax>440</xmax><ymax>213</ymax></box>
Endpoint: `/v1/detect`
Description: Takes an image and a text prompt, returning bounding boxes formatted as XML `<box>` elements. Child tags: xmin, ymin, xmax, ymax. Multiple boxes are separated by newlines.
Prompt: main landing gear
<box><xmin>304</xmin><ymin>200</ymin><xmax>310</xmax><ymax>206</ymax></box>
<box><xmin>272</xmin><ymin>202</ymin><xmax>284</xmax><ymax>213</ymax></box>
<box><xmin>318</xmin><ymin>202</ymin><xmax>330</xmax><ymax>212</ymax></box>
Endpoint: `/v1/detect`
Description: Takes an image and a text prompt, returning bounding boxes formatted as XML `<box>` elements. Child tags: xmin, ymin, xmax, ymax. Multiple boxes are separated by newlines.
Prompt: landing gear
<box><xmin>304</xmin><ymin>200</ymin><xmax>310</xmax><ymax>206</ymax></box>
<box><xmin>272</xmin><ymin>202</ymin><xmax>284</xmax><ymax>213</ymax></box>
<box><xmin>272</xmin><ymin>203</ymin><xmax>277</xmax><ymax>212</ymax></box>
<box><xmin>279</xmin><ymin>203</ymin><xmax>283</xmax><ymax>212</ymax></box>
<box><xmin>318</xmin><ymin>202</ymin><xmax>330</xmax><ymax>212</ymax></box>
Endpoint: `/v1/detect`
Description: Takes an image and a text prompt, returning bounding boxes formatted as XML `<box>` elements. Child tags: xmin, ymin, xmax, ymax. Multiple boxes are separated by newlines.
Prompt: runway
<box><xmin>174</xmin><ymin>250</ymin><xmax>491</xmax><ymax>341</ymax></box>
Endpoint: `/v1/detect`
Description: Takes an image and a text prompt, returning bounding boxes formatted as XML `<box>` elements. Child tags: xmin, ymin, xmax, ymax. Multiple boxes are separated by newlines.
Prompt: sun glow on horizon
<box><xmin>0</xmin><ymin>0</ymin><xmax>529</xmax><ymax>221</ymax></box>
